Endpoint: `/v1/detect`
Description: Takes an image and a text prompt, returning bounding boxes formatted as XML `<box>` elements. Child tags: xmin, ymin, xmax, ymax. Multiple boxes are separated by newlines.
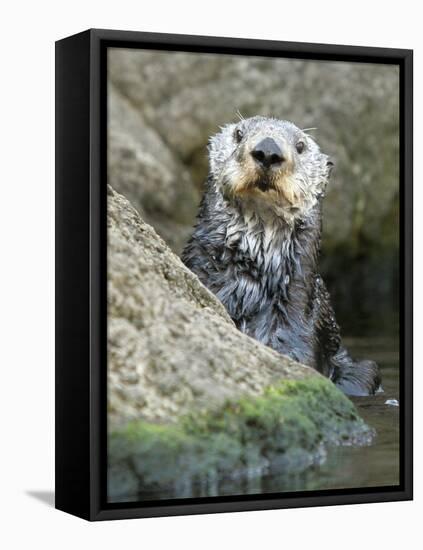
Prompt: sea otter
<box><xmin>182</xmin><ymin>116</ymin><xmax>381</xmax><ymax>396</ymax></box>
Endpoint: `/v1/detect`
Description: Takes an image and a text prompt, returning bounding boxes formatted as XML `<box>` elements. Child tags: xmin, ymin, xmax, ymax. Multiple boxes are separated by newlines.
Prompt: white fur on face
<box><xmin>208</xmin><ymin>116</ymin><xmax>331</xmax><ymax>223</ymax></box>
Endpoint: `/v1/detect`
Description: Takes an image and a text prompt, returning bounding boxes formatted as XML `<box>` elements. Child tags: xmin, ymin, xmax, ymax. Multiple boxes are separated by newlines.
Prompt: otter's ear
<box><xmin>207</xmin><ymin>124</ymin><xmax>236</xmax><ymax>175</ymax></box>
<box><xmin>326</xmin><ymin>159</ymin><xmax>334</xmax><ymax>178</ymax></box>
<box><xmin>207</xmin><ymin>132</ymin><xmax>222</xmax><ymax>174</ymax></box>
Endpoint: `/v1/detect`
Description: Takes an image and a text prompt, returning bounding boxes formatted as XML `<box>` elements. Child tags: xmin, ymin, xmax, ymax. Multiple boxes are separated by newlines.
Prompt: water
<box><xmin>259</xmin><ymin>337</ymin><xmax>400</xmax><ymax>493</ymax></box>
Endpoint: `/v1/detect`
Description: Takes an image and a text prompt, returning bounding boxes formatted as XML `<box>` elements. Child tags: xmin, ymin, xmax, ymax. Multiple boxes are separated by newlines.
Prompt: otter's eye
<box><xmin>296</xmin><ymin>141</ymin><xmax>305</xmax><ymax>154</ymax></box>
<box><xmin>235</xmin><ymin>129</ymin><xmax>243</xmax><ymax>143</ymax></box>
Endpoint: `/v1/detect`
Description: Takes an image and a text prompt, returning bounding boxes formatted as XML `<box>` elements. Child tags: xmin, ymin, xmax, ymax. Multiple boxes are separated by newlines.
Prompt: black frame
<box><xmin>55</xmin><ymin>28</ymin><xmax>413</xmax><ymax>521</ymax></box>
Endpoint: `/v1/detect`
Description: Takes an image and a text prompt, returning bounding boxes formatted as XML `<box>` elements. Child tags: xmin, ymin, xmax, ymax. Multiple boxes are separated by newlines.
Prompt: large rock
<box><xmin>107</xmin><ymin>82</ymin><xmax>199</xmax><ymax>253</ymax></box>
<box><xmin>107</xmin><ymin>186</ymin><xmax>373</xmax><ymax>502</ymax></box>
<box><xmin>108</xmin><ymin>185</ymin><xmax>315</xmax><ymax>427</ymax></box>
<box><xmin>108</xmin><ymin>49</ymin><xmax>399</xmax><ymax>328</ymax></box>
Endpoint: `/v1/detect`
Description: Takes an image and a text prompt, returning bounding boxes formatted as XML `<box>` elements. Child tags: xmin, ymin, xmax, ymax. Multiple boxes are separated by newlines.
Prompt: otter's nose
<box><xmin>251</xmin><ymin>138</ymin><xmax>284</xmax><ymax>169</ymax></box>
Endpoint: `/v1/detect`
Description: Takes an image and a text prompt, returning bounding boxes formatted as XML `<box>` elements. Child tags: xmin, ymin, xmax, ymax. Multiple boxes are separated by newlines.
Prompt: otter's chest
<box><xmin>215</xmin><ymin>222</ymin><xmax>304</xmax><ymax>316</ymax></box>
<box><xmin>212</xmin><ymin>221</ymin><xmax>317</xmax><ymax>364</ymax></box>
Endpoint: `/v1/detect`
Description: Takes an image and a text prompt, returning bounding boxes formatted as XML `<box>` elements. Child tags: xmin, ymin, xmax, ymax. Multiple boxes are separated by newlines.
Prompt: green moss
<box><xmin>108</xmin><ymin>376</ymin><xmax>373</xmax><ymax>501</ymax></box>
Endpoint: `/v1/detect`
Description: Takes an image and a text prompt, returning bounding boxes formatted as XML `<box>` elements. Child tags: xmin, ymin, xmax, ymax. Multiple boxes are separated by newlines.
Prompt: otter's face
<box><xmin>209</xmin><ymin>116</ymin><xmax>332</xmax><ymax>218</ymax></box>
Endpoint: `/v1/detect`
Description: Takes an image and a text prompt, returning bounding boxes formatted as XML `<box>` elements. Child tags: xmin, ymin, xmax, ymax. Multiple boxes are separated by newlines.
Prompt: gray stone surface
<box><xmin>108</xmin><ymin>82</ymin><xmax>199</xmax><ymax>253</ymax></box>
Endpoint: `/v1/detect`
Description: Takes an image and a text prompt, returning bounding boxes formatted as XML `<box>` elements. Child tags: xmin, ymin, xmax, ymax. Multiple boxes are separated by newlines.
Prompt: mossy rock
<box><xmin>108</xmin><ymin>376</ymin><xmax>373</xmax><ymax>502</ymax></box>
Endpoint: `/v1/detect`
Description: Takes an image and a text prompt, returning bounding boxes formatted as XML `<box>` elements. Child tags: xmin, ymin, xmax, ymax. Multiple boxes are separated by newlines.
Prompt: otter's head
<box><xmin>209</xmin><ymin>116</ymin><xmax>333</xmax><ymax>220</ymax></box>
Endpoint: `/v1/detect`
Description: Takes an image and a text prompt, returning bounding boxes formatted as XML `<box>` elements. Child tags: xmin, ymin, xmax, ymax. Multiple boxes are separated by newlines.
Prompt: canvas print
<box><xmin>106</xmin><ymin>47</ymin><xmax>400</xmax><ymax>503</ymax></box>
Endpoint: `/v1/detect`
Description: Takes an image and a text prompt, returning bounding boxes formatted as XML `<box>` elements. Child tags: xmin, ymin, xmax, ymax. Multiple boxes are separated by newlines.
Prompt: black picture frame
<box><xmin>55</xmin><ymin>28</ymin><xmax>413</xmax><ymax>521</ymax></box>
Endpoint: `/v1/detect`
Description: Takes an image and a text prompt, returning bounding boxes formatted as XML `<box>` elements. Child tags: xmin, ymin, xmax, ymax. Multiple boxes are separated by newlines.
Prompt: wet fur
<box><xmin>182</xmin><ymin>117</ymin><xmax>381</xmax><ymax>396</ymax></box>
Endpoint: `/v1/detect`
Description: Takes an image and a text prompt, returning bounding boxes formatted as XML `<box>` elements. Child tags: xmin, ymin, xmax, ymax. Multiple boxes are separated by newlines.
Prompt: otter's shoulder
<box><xmin>181</xmin><ymin>178</ymin><xmax>228</xmax><ymax>271</ymax></box>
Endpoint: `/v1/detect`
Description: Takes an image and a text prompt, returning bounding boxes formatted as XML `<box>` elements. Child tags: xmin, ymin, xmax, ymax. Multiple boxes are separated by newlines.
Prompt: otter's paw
<box><xmin>334</xmin><ymin>359</ymin><xmax>382</xmax><ymax>397</ymax></box>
